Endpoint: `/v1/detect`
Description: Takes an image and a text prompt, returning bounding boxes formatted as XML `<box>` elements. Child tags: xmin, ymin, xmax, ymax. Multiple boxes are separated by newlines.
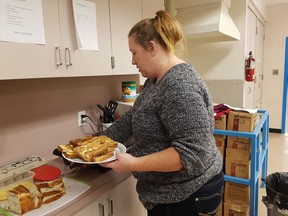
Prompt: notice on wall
<box><xmin>0</xmin><ymin>0</ymin><xmax>45</xmax><ymax>44</ymax></box>
<box><xmin>72</xmin><ymin>0</ymin><xmax>99</xmax><ymax>51</ymax></box>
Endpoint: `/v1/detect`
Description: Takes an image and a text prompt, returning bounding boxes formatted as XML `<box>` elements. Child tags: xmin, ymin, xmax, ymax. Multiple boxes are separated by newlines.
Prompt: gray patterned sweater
<box><xmin>104</xmin><ymin>63</ymin><xmax>223</xmax><ymax>210</ymax></box>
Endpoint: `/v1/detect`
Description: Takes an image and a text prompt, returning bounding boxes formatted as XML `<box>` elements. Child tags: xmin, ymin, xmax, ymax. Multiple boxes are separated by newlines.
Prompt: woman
<box><xmin>101</xmin><ymin>10</ymin><xmax>223</xmax><ymax>216</ymax></box>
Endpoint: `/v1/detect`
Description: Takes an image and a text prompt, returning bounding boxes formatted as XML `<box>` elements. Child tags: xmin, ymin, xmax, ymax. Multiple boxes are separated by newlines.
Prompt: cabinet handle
<box><xmin>65</xmin><ymin>47</ymin><xmax>72</xmax><ymax>67</ymax></box>
<box><xmin>55</xmin><ymin>46</ymin><xmax>63</xmax><ymax>67</ymax></box>
<box><xmin>111</xmin><ymin>57</ymin><xmax>115</xmax><ymax>69</ymax></box>
<box><xmin>98</xmin><ymin>203</ymin><xmax>105</xmax><ymax>216</ymax></box>
<box><xmin>108</xmin><ymin>199</ymin><xmax>114</xmax><ymax>216</ymax></box>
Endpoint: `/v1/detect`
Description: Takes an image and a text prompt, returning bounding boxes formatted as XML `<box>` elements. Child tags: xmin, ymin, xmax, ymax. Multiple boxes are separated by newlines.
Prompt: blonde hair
<box><xmin>128</xmin><ymin>10</ymin><xmax>185</xmax><ymax>54</ymax></box>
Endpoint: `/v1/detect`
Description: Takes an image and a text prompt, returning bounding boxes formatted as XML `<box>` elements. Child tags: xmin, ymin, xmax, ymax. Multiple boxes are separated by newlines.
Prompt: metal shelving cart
<box><xmin>214</xmin><ymin>110</ymin><xmax>269</xmax><ymax>216</ymax></box>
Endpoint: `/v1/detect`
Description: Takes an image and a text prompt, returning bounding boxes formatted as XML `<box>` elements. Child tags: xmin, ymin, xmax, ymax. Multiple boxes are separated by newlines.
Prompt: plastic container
<box><xmin>122</xmin><ymin>81</ymin><xmax>136</xmax><ymax>102</ymax></box>
<box><xmin>0</xmin><ymin>171</ymin><xmax>35</xmax><ymax>200</ymax></box>
<box><xmin>0</xmin><ymin>171</ymin><xmax>35</xmax><ymax>189</ymax></box>
<box><xmin>102</xmin><ymin>122</ymin><xmax>113</xmax><ymax>131</ymax></box>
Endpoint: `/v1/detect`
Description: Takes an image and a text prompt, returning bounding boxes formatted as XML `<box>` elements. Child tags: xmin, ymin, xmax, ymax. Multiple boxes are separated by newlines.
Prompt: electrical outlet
<box><xmin>272</xmin><ymin>69</ymin><xmax>279</xmax><ymax>75</ymax></box>
<box><xmin>78</xmin><ymin>111</ymin><xmax>86</xmax><ymax>127</ymax></box>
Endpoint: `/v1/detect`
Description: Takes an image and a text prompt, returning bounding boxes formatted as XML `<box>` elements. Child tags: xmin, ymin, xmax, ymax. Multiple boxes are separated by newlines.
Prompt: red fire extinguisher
<box><xmin>245</xmin><ymin>51</ymin><xmax>255</xmax><ymax>82</ymax></box>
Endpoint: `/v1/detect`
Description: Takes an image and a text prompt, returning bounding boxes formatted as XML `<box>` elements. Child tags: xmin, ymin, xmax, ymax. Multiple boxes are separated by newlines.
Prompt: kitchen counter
<box><xmin>45</xmin><ymin>157</ymin><xmax>133</xmax><ymax>216</ymax></box>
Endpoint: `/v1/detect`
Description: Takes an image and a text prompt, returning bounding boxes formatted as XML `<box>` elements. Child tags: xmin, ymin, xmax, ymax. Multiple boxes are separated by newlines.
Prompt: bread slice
<box><xmin>36</xmin><ymin>178</ymin><xmax>65</xmax><ymax>204</ymax></box>
<box><xmin>57</xmin><ymin>144</ymin><xmax>77</xmax><ymax>158</ymax></box>
<box><xmin>29</xmin><ymin>184</ymin><xmax>42</xmax><ymax>209</ymax></box>
<box><xmin>42</xmin><ymin>190</ymin><xmax>65</xmax><ymax>204</ymax></box>
<box><xmin>92</xmin><ymin>151</ymin><xmax>114</xmax><ymax>162</ymax></box>
<box><xmin>36</xmin><ymin>178</ymin><xmax>64</xmax><ymax>190</ymax></box>
<box><xmin>4</xmin><ymin>185</ymin><xmax>35</xmax><ymax>215</ymax></box>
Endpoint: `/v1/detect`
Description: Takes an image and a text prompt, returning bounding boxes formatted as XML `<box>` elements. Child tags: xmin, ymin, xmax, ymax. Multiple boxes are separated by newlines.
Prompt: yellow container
<box><xmin>122</xmin><ymin>81</ymin><xmax>136</xmax><ymax>102</ymax></box>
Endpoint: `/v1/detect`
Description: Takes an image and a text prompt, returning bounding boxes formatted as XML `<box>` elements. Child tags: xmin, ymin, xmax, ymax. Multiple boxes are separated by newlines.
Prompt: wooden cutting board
<box><xmin>0</xmin><ymin>177</ymin><xmax>91</xmax><ymax>216</ymax></box>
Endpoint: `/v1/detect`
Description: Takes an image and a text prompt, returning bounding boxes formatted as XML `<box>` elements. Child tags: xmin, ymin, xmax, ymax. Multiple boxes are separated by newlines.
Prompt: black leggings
<box><xmin>148</xmin><ymin>171</ymin><xmax>224</xmax><ymax>216</ymax></box>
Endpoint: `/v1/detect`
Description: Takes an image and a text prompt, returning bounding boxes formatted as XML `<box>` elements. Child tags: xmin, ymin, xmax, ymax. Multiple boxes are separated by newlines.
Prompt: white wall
<box><xmin>262</xmin><ymin>3</ymin><xmax>288</xmax><ymax>129</ymax></box>
<box><xmin>180</xmin><ymin>0</ymin><xmax>247</xmax><ymax>107</ymax></box>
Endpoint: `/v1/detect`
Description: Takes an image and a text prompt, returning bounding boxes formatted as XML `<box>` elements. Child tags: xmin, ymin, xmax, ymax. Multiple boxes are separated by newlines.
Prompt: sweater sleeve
<box><xmin>103</xmin><ymin>108</ymin><xmax>134</xmax><ymax>143</ymax></box>
<box><xmin>158</xmin><ymin>71</ymin><xmax>216</xmax><ymax>176</ymax></box>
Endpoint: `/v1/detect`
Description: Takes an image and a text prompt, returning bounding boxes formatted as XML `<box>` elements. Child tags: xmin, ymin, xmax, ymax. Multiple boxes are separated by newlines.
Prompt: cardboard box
<box><xmin>225</xmin><ymin>157</ymin><xmax>250</xmax><ymax>179</ymax></box>
<box><xmin>224</xmin><ymin>201</ymin><xmax>249</xmax><ymax>216</ymax></box>
<box><xmin>215</xmin><ymin>114</ymin><xmax>227</xmax><ymax>130</ymax></box>
<box><xmin>227</xmin><ymin>136</ymin><xmax>251</xmax><ymax>154</ymax></box>
<box><xmin>225</xmin><ymin>148</ymin><xmax>250</xmax><ymax>160</ymax></box>
<box><xmin>224</xmin><ymin>182</ymin><xmax>250</xmax><ymax>205</ymax></box>
<box><xmin>214</xmin><ymin>135</ymin><xmax>226</xmax><ymax>158</ymax></box>
<box><xmin>227</xmin><ymin>111</ymin><xmax>259</xmax><ymax>132</ymax></box>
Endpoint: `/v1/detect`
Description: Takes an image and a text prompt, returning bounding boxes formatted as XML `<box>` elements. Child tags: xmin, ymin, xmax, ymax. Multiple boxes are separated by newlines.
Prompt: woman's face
<box><xmin>128</xmin><ymin>35</ymin><xmax>154</xmax><ymax>78</ymax></box>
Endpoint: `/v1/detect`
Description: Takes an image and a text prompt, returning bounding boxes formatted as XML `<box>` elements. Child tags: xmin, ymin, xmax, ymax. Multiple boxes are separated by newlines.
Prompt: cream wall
<box><xmin>262</xmin><ymin>3</ymin><xmax>288</xmax><ymax>129</ymax></box>
<box><xmin>0</xmin><ymin>75</ymin><xmax>138</xmax><ymax>165</ymax></box>
<box><xmin>184</xmin><ymin>0</ymin><xmax>246</xmax><ymax>81</ymax></box>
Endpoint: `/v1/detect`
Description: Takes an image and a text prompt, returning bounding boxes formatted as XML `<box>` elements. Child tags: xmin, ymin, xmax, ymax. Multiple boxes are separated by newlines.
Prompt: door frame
<box><xmin>281</xmin><ymin>36</ymin><xmax>288</xmax><ymax>133</ymax></box>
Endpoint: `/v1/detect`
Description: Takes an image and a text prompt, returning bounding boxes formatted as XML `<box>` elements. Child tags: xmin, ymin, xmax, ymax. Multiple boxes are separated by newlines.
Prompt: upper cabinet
<box><xmin>0</xmin><ymin>0</ymin><xmax>112</xmax><ymax>80</ymax></box>
<box><xmin>109</xmin><ymin>0</ymin><xmax>142</xmax><ymax>75</ymax></box>
<box><xmin>57</xmin><ymin>0</ymin><xmax>113</xmax><ymax>77</ymax></box>
<box><xmin>142</xmin><ymin>0</ymin><xmax>165</xmax><ymax>18</ymax></box>
<box><xmin>0</xmin><ymin>0</ymin><xmax>165</xmax><ymax>80</ymax></box>
<box><xmin>0</xmin><ymin>0</ymin><xmax>61</xmax><ymax>79</ymax></box>
<box><xmin>110</xmin><ymin>0</ymin><xmax>165</xmax><ymax>76</ymax></box>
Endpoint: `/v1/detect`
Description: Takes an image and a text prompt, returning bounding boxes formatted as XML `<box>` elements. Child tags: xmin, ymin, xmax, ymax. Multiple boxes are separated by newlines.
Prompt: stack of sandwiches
<box><xmin>4</xmin><ymin>178</ymin><xmax>65</xmax><ymax>215</ymax></box>
<box><xmin>36</xmin><ymin>178</ymin><xmax>65</xmax><ymax>204</ymax></box>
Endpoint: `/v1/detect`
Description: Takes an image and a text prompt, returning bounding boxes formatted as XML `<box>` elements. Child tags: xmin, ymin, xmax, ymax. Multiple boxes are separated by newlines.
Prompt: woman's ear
<box><xmin>147</xmin><ymin>41</ymin><xmax>157</xmax><ymax>56</ymax></box>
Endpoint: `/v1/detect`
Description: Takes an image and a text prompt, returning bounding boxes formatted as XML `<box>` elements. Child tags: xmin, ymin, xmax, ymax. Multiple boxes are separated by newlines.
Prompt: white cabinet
<box><xmin>0</xmin><ymin>0</ymin><xmax>61</xmax><ymax>79</ymax></box>
<box><xmin>0</xmin><ymin>0</ymin><xmax>112</xmax><ymax>80</ymax></box>
<box><xmin>57</xmin><ymin>0</ymin><xmax>112</xmax><ymax>77</ymax></box>
<box><xmin>0</xmin><ymin>0</ymin><xmax>159</xmax><ymax>80</ymax></box>
<box><xmin>142</xmin><ymin>0</ymin><xmax>165</xmax><ymax>18</ymax></box>
<box><xmin>73</xmin><ymin>195</ymin><xmax>105</xmax><ymax>216</ymax></box>
<box><xmin>103</xmin><ymin>176</ymin><xmax>146</xmax><ymax>216</ymax></box>
<box><xmin>139</xmin><ymin>0</ymin><xmax>165</xmax><ymax>85</ymax></box>
<box><xmin>109</xmin><ymin>0</ymin><xmax>142</xmax><ymax>75</ymax></box>
<box><xmin>73</xmin><ymin>176</ymin><xmax>146</xmax><ymax>216</ymax></box>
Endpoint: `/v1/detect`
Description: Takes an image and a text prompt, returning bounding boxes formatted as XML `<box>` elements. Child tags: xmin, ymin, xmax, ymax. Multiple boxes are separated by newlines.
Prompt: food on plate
<box><xmin>69</xmin><ymin>135</ymin><xmax>93</xmax><ymax>147</ymax></box>
<box><xmin>92</xmin><ymin>151</ymin><xmax>114</xmax><ymax>162</ymax></box>
<box><xmin>58</xmin><ymin>135</ymin><xmax>118</xmax><ymax>162</ymax></box>
<box><xmin>57</xmin><ymin>144</ymin><xmax>78</xmax><ymax>158</ymax></box>
<box><xmin>35</xmin><ymin>178</ymin><xmax>65</xmax><ymax>204</ymax></box>
<box><xmin>4</xmin><ymin>184</ymin><xmax>40</xmax><ymax>215</ymax></box>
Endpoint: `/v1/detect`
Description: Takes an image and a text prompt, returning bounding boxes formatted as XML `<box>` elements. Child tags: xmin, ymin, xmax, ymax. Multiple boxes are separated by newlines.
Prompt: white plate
<box><xmin>62</xmin><ymin>143</ymin><xmax>126</xmax><ymax>164</ymax></box>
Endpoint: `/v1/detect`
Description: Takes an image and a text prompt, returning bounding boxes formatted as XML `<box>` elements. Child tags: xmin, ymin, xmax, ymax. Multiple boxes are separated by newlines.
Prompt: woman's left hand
<box><xmin>100</xmin><ymin>152</ymin><xmax>136</xmax><ymax>172</ymax></box>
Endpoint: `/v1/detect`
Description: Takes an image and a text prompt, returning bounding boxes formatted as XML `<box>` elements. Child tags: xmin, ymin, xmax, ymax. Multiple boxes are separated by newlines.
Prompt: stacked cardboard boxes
<box><xmin>214</xmin><ymin>114</ymin><xmax>227</xmax><ymax>158</ymax></box>
<box><xmin>222</xmin><ymin>110</ymin><xmax>260</xmax><ymax>216</ymax></box>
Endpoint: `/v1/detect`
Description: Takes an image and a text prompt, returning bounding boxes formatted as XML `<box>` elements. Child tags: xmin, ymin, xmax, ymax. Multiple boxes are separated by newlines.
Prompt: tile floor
<box><xmin>258</xmin><ymin>132</ymin><xmax>288</xmax><ymax>215</ymax></box>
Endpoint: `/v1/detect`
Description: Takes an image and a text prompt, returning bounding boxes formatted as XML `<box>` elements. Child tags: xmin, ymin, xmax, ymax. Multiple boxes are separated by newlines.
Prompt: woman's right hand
<box><xmin>99</xmin><ymin>152</ymin><xmax>136</xmax><ymax>172</ymax></box>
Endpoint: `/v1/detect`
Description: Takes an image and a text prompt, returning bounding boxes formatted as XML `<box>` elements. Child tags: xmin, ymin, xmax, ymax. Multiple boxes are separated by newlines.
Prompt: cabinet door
<box><xmin>139</xmin><ymin>0</ymin><xmax>165</xmax><ymax>85</ymax></box>
<box><xmin>58</xmin><ymin>0</ymin><xmax>112</xmax><ymax>76</ymax></box>
<box><xmin>0</xmin><ymin>0</ymin><xmax>61</xmax><ymax>79</ymax></box>
<box><xmin>142</xmin><ymin>0</ymin><xmax>164</xmax><ymax>18</ymax></box>
<box><xmin>109</xmin><ymin>0</ymin><xmax>142</xmax><ymax>75</ymax></box>
<box><xmin>73</xmin><ymin>195</ymin><xmax>105</xmax><ymax>216</ymax></box>
<box><xmin>254</xmin><ymin>19</ymin><xmax>264</xmax><ymax>105</ymax></box>
<box><xmin>103</xmin><ymin>176</ymin><xmax>146</xmax><ymax>216</ymax></box>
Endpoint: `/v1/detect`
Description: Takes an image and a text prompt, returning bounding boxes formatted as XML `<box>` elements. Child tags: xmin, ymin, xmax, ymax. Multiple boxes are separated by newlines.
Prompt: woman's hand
<box><xmin>100</xmin><ymin>147</ymin><xmax>183</xmax><ymax>173</ymax></box>
<box><xmin>100</xmin><ymin>152</ymin><xmax>136</xmax><ymax>172</ymax></box>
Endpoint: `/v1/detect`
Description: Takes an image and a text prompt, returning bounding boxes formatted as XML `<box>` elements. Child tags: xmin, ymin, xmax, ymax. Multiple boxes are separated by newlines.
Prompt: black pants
<box><xmin>148</xmin><ymin>171</ymin><xmax>224</xmax><ymax>216</ymax></box>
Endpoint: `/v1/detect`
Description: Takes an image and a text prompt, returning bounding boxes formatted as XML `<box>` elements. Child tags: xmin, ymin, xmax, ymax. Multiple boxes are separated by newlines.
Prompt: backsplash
<box><xmin>0</xmin><ymin>75</ymin><xmax>138</xmax><ymax>165</ymax></box>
